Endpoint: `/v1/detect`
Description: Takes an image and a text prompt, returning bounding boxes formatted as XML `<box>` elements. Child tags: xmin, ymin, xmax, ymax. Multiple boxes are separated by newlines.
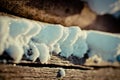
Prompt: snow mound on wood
<box><xmin>0</xmin><ymin>16</ymin><xmax>120</xmax><ymax>64</ymax></box>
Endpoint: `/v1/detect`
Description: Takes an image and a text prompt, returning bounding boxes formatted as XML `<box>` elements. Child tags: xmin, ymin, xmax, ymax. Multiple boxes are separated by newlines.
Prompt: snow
<box><xmin>22</xmin><ymin>21</ymin><xmax>41</xmax><ymax>45</ymax></box>
<box><xmin>58</xmin><ymin>27</ymin><xmax>69</xmax><ymax>44</ymax></box>
<box><xmin>0</xmin><ymin>16</ymin><xmax>41</xmax><ymax>63</ymax></box>
<box><xmin>86</xmin><ymin>30</ymin><xmax>120</xmax><ymax>62</ymax></box>
<box><xmin>35</xmin><ymin>43</ymin><xmax>50</xmax><ymax>64</ymax></box>
<box><xmin>9</xmin><ymin>18</ymin><xmax>31</xmax><ymax>39</ymax></box>
<box><xmin>32</xmin><ymin>24</ymin><xmax>63</xmax><ymax>52</ymax></box>
<box><xmin>84</xmin><ymin>0</ymin><xmax>120</xmax><ymax>15</ymax></box>
<box><xmin>52</xmin><ymin>43</ymin><xmax>61</xmax><ymax>54</ymax></box>
<box><xmin>73</xmin><ymin>36</ymin><xmax>88</xmax><ymax>58</ymax></box>
<box><xmin>60</xmin><ymin>27</ymin><xmax>81</xmax><ymax>58</ymax></box>
<box><xmin>27</xmin><ymin>41</ymin><xmax>40</xmax><ymax>62</ymax></box>
<box><xmin>57</xmin><ymin>68</ymin><xmax>66</xmax><ymax>78</ymax></box>
<box><xmin>0</xmin><ymin>15</ymin><xmax>120</xmax><ymax>64</ymax></box>
<box><xmin>0</xmin><ymin>16</ymin><xmax>10</xmax><ymax>55</ymax></box>
<box><xmin>5</xmin><ymin>37</ymin><xmax>24</xmax><ymax>63</ymax></box>
<box><xmin>52</xmin><ymin>27</ymin><xmax>69</xmax><ymax>54</ymax></box>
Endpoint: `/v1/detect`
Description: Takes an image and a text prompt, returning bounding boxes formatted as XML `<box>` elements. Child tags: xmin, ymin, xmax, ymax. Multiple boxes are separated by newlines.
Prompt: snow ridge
<box><xmin>0</xmin><ymin>16</ymin><xmax>120</xmax><ymax>63</ymax></box>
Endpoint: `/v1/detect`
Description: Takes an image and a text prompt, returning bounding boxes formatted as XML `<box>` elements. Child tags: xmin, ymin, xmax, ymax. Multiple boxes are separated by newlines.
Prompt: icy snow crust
<box><xmin>86</xmin><ymin>30</ymin><xmax>120</xmax><ymax>62</ymax></box>
<box><xmin>0</xmin><ymin>16</ymin><xmax>120</xmax><ymax>63</ymax></box>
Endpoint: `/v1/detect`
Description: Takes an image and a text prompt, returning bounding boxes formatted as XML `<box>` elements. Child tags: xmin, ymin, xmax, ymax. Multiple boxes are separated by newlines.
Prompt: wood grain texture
<box><xmin>0</xmin><ymin>54</ymin><xmax>120</xmax><ymax>80</ymax></box>
<box><xmin>0</xmin><ymin>63</ymin><xmax>120</xmax><ymax>80</ymax></box>
<box><xmin>0</xmin><ymin>0</ymin><xmax>96</xmax><ymax>28</ymax></box>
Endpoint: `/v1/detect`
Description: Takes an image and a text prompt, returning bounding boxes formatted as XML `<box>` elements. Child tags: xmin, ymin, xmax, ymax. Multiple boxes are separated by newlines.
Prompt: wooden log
<box><xmin>0</xmin><ymin>62</ymin><xmax>120</xmax><ymax>80</ymax></box>
<box><xmin>0</xmin><ymin>0</ymin><xmax>96</xmax><ymax>28</ymax></box>
<box><xmin>0</xmin><ymin>54</ymin><xmax>120</xmax><ymax>80</ymax></box>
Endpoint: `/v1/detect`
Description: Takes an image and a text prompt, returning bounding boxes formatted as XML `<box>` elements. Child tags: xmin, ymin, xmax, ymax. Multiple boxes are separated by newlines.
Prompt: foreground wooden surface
<box><xmin>0</xmin><ymin>55</ymin><xmax>120</xmax><ymax>80</ymax></box>
<box><xmin>0</xmin><ymin>63</ymin><xmax>120</xmax><ymax>80</ymax></box>
<box><xmin>0</xmin><ymin>3</ymin><xmax>120</xmax><ymax>79</ymax></box>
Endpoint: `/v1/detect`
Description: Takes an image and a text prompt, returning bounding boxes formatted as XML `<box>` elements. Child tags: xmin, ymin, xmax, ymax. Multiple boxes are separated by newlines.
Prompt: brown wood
<box><xmin>0</xmin><ymin>0</ymin><xmax>96</xmax><ymax>28</ymax></box>
<box><xmin>0</xmin><ymin>54</ymin><xmax>120</xmax><ymax>80</ymax></box>
<box><xmin>0</xmin><ymin>0</ymin><xmax>120</xmax><ymax>33</ymax></box>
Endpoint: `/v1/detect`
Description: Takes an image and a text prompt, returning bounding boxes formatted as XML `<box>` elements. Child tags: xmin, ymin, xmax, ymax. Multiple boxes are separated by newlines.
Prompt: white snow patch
<box><xmin>9</xmin><ymin>18</ymin><xmax>31</xmax><ymax>39</ymax></box>
<box><xmin>0</xmin><ymin>15</ymin><xmax>120</xmax><ymax>64</ymax></box>
<box><xmin>86</xmin><ymin>30</ymin><xmax>120</xmax><ymax>62</ymax></box>
<box><xmin>32</xmin><ymin>24</ymin><xmax>63</xmax><ymax>52</ymax></box>
<box><xmin>85</xmin><ymin>0</ymin><xmax>119</xmax><ymax>15</ymax></box>
<box><xmin>60</xmin><ymin>27</ymin><xmax>81</xmax><ymax>58</ymax></box>
<box><xmin>0</xmin><ymin>16</ymin><xmax>10</xmax><ymax>55</ymax></box>
<box><xmin>53</xmin><ymin>27</ymin><xmax>69</xmax><ymax>54</ymax></box>
<box><xmin>27</xmin><ymin>41</ymin><xmax>40</xmax><ymax>62</ymax></box>
<box><xmin>86</xmin><ymin>55</ymin><xmax>102</xmax><ymax>63</ymax></box>
<box><xmin>58</xmin><ymin>68</ymin><xmax>66</xmax><ymax>78</ymax></box>
<box><xmin>52</xmin><ymin>43</ymin><xmax>61</xmax><ymax>54</ymax></box>
<box><xmin>35</xmin><ymin>43</ymin><xmax>50</xmax><ymax>64</ymax></box>
<box><xmin>0</xmin><ymin>16</ymin><xmax>41</xmax><ymax>63</ymax></box>
<box><xmin>73</xmin><ymin>30</ymin><xmax>88</xmax><ymax>58</ymax></box>
<box><xmin>73</xmin><ymin>37</ymin><xmax>88</xmax><ymax>58</ymax></box>
<box><xmin>5</xmin><ymin>37</ymin><xmax>24</xmax><ymax>63</ymax></box>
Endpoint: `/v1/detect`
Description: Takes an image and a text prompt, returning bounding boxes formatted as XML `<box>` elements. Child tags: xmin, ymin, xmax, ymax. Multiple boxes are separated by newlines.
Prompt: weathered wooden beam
<box><xmin>0</xmin><ymin>0</ymin><xmax>96</xmax><ymax>28</ymax></box>
<box><xmin>0</xmin><ymin>63</ymin><xmax>120</xmax><ymax>80</ymax></box>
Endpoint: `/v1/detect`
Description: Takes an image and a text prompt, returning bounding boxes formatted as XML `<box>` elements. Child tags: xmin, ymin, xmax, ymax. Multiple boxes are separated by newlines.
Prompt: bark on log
<box><xmin>0</xmin><ymin>0</ymin><xmax>120</xmax><ymax>33</ymax></box>
<box><xmin>0</xmin><ymin>0</ymin><xmax>96</xmax><ymax>28</ymax></box>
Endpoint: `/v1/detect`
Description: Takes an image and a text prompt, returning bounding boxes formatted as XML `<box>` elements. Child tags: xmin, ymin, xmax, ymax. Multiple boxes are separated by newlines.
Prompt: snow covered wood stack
<box><xmin>0</xmin><ymin>0</ymin><xmax>120</xmax><ymax>79</ymax></box>
<box><xmin>0</xmin><ymin>12</ymin><xmax>120</xmax><ymax>80</ymax></box>
<box><xmin>0</xmin><ymin>0</ymin><xmax>96</xmax><ymax>28</ymax></box>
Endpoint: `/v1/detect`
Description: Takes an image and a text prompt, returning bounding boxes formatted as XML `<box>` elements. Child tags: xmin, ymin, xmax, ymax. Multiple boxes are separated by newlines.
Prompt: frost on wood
<box><xmin>57</xmin><ymin>68</ymin><xmax>66</xmax><ymax>78</ymax></box>
<box><xmin>0</xmin><ymin>16</ymin><xmax>120</xmax><ymax>64</ymax></box>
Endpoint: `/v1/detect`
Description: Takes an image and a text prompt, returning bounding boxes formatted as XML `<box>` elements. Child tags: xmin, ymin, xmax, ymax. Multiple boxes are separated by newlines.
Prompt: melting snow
<box><xmin>0</xmin><ymin>16</ymin><xmax>120</xmax><ymax>63</ymax></box>
<box><xmin>86</xmin><ymin>30</ymin><xmax>120</xmax><ymax>62</ymax></box>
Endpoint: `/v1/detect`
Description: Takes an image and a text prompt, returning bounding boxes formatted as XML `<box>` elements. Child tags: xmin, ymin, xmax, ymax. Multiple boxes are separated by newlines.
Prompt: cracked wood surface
<box><xmin>0</xmin><ymin>55</ymin><xmax>120</xmax><ymax>80</ymax></box>
<box><xmin>0</xmin><ymin>63</ymin><xmax>120</xmax><ymax>80</ymax></box>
